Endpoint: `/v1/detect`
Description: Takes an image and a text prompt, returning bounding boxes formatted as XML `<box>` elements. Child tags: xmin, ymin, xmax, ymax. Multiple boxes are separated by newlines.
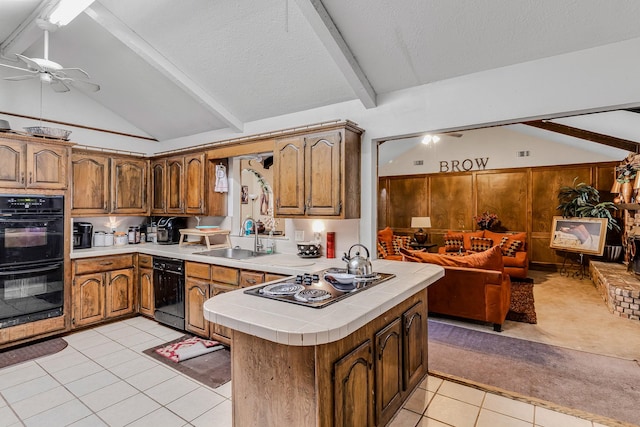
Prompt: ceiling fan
<box><xmin>0</xmin><ymin>20</ymin><xmax>100</xmax><ymax>93</ymax></box>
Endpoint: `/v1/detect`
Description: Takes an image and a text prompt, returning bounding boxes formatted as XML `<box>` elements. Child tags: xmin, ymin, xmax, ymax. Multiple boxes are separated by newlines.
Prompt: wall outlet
<box><xmin>295</xmin><ymin>230</ymin><xmax>304</xmax><ymax>241</ymax></box>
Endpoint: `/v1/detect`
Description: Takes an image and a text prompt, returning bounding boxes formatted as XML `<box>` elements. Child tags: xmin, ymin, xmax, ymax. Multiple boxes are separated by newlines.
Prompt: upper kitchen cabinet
<box><xmin>0</xmin><ymin>135</ymin><xmax>70</xmax><ymax>190</ymax></box>
<box><xmin>71</xmin><ymin>149</ymin><xmax>149</xmax><ymax>216</ymax></box>
<box><xmin>151</xmin><ymin>152</ymin><xmax>206</xmax><ymax>215</ymax></box>
<box><xmin>111</xmin><ymin>157</ymin><xmax>148</xmax><ymax>214</ymax></box>
<box><xmin>273</xmin><ymin>122</ymin><xmax>362</xmax><ymax>218</ymax></box>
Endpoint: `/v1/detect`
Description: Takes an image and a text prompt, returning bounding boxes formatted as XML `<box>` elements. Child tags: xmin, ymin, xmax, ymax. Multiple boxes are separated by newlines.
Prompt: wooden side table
<box><xmin>178</xmin><ymin>228</ymin><xmax>231</xmax><ymax>250</ymax></box>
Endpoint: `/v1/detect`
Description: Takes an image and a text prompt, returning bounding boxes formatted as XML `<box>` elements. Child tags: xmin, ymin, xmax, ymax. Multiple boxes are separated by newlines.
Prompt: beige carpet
<box><xmin>432</xmin><ymin>267</ymin><xmax>640</xmax><ymax>361</ymax></box>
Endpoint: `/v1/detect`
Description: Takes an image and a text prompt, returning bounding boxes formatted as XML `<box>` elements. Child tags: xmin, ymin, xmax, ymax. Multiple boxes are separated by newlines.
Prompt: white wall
<box><xmin>6</xmin><ymin>36</ymin><xmax>640</xmax><ymax>254</ymax></box>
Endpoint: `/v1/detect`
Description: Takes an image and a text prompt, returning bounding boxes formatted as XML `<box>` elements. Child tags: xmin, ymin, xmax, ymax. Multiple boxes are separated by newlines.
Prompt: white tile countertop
<box><xmin>203</xmin><ymin>260</ymin><xmax>444</xmax><ymax>346</ymax></box>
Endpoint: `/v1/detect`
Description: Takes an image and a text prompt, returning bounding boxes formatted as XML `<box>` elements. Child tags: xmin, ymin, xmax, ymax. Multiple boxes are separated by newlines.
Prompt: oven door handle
<box><xmin>0</xmin><ymin>263</ymin><xmax>61</xmax><ymax>276</ymax></box>
<box><xmin>0</xmin><ymin>217</ymin><xmax>61</xmax><ymax>223</ymax></box>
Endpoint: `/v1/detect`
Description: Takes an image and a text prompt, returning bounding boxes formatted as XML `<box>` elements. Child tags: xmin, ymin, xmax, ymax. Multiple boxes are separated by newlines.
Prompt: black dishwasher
<box><xmin>153</xmin><ymin>257</ymin><xmax>185</xmax><ymax>330</ymax></box>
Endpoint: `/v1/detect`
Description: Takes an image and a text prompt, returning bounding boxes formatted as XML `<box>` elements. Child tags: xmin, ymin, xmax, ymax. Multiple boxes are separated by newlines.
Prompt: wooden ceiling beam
<box><xmin>524</xmin><ymin>120</ymin><xmax>640</xmax><ymax>153</ymax></box>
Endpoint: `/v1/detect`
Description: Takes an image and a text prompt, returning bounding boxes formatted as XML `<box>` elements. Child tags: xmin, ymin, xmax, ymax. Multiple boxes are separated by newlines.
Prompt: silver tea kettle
<box><xmin>342</xmin><ymin>244</ymin><xmax>373</xmax><ymax>276</ymax></box>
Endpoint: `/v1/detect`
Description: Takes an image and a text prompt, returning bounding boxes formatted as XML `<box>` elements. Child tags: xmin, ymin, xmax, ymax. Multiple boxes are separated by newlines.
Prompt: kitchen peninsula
<box><xmin>204</xmin><ymin>259</ymin><xmax>444</xmax><ymax>427</ymax></box>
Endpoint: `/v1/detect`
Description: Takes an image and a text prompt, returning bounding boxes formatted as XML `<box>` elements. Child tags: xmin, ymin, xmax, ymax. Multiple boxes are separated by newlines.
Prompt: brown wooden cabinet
<box><xmin>185</xmin><ymin>152</ymin><xmax>206</xmax><ymax>215</ymax></box>
<box><xmin>71</xmin><ymin>150</ymin><xmax>149</xmax><ymax>215</ymax></box>
<box><xmin>0</xmin><ymin>137</ymin><xmax>69</xmax><ymax>190</ymax></box>
<box><xmin>138</xmin><ymin>254</ymin><xmax>154</xmax><ymax>317</ymax></box>
<box><xmin>375</xmin><ymin>318</ymin><xmax>402</xmax><ymax>426</ymax></box>
<box><xmin>186</xmin><ymin>278</ymin><xmax>210</xmax><ymax>337</ymax></box>
<box><xmin>72</xmin><ymin>255</ymin><xmax>135</xmax><ymax>328</ymax></box>
<box><xmin>402</xmin><ymin>301</ymin><xmax>427</xmax><ymax>392</ymax></box>
<box><xmin>273</xmin><ymin>124</ymin><xmax>362</xmax><ymax>218</ymax></box>
<box><xmin>151</xmin><ymin>152</ymin><xmax>206</xmax><ymax>215</ymax></box>
<box><xmin>333</xmin><ymin>339</ymin><xmax>374</xmax><ymax>427</ymax></box>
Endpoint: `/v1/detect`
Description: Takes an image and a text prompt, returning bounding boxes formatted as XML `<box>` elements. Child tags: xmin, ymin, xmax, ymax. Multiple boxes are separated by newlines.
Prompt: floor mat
<box><xmin>428</xmin><ymin>319</ymin><xmax>640</xmax><ymax>426</ymax></box>
<box><xmin>0</xmin><ymin>337</ymin><xmax>67</xmax><ymax>369</ymax></box>
<box><xmin>143</xmin><ymin>335</ymin><xmax>231</xmax><ymax>389</ymax></box>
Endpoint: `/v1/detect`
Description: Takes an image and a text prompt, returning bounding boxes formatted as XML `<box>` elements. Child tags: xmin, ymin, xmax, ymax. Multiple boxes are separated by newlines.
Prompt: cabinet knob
<box><xmin>29</xmin><ymin>172</ymin><xmax>32</xmax><ymax>184</ymax></box>
<box><xmin>21</xmin><ymin>172</ymin><xmax>24</xmax><ymax>184</ymax></box>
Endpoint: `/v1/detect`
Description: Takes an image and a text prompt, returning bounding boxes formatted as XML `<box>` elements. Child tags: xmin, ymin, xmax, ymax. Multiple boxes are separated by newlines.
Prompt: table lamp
<box><xmin>411</xmin><ymin>217</ymin><xmax>431</xmax><ymax>244</ymax></box>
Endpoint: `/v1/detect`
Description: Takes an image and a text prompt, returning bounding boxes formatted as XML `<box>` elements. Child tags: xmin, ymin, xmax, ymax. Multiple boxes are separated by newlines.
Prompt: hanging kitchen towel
<box><xmin>214</xmin><ymin>164</ymin><xmax>228</xmax><ymax>193</ymax></box>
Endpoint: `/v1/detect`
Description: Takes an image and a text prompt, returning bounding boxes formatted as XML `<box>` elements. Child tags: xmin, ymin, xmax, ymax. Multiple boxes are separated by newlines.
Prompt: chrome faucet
<box><xmin>240</xmin><ymin>216</ymin><xmax>263</xmax><ymax>253</ymax></box>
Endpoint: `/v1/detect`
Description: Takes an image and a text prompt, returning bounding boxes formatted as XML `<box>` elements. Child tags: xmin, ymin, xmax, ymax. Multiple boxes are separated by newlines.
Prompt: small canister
<box><xmin>104</xmin><ymin>232</ymin><xmax>114</xmax><ymax>246</ymax></box>
<box><xmin>128</xmin><ymin>226</ymin><xmax>136</xmax><ymax>244</ymax></box>
<box><xmin>114</xmin><ymin>232</ymin><xmax>128</xmax><ymax>246</ymax></box>
<box><xmin>94</xmin><ymin>231</ymin><xmax>106</xmax><ymax>247</ymax></box>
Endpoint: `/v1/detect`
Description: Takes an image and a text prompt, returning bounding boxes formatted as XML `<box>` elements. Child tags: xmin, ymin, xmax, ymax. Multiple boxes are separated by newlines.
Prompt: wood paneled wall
<box><xmin>378</xmin><ymin>161</ymin><xmax>618</xmax><ymax>266</ymax></box>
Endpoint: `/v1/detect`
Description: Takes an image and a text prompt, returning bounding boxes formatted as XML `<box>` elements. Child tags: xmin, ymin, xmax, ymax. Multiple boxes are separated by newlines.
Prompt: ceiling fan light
<box><xmin>421</xmin><ymin>135</ymin><xmax>432</xmax><ymax>145</ymax></box>
<box><xmin>46</xmin><ymin>0</ymin><xmax>95</xmax><ymax>26</ymax></box>
<box><xmin>40</xmin><ymin>73</ymin><xmax>52</xmax><ymax>83</ymax></box>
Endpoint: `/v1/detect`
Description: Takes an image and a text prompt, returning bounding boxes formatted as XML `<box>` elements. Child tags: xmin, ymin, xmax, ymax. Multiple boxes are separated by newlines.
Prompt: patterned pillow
<box><xmin>392</xmin><ymin>235</ymin><xmax>412</xmax><ymax>255</ymax></box>
<box><xmin>444</xmin><ymin>234</ymin><xmax>465</xmax><ymax>252</ymax></box>
<box><xmin>499</xmin><ymin>236</ymin><xmax>522</xmax><ymax>257</ymax></box>
<box><xmin>470</xmin><ymin>236</ymin><xmax>494</xmax><ymax>252</ymax></box>
<box><xmin>377</xmin><ymin>241</ymin><xmax>388</xmax><ymax>258</ymax></box>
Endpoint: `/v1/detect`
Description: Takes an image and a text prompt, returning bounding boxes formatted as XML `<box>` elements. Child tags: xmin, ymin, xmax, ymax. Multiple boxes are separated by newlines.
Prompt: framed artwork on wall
<box><xmin>550</xmin><ymin>216</ymin><xmax>608</xmax><ymax>256</ymax></box>
<box><xmin>241</xmin><ymin>185</ymin><xmax>249</xmax><ymax>204</ymax></box>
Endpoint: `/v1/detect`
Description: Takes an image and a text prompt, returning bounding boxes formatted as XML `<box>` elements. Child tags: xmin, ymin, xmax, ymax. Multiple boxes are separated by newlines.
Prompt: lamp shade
<box><xmin>411</xmin><ymin>217</ymin><xmax>431</xmax><ymax>228</ymax></box>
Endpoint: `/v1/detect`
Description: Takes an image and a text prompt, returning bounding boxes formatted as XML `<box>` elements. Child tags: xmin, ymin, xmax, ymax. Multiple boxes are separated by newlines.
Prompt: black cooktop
<box><xmin>243</xmin><ymin>268</ymin><xmax>395</xmax><ymax>308</ymax></box>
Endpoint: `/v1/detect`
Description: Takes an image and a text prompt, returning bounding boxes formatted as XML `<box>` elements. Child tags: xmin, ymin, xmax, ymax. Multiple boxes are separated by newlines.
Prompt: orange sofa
<box><xmin>437</xmin><ymin>230</ymin><xmax>529</xmax><ymax>279</ymax></box>
<box><xmin>377</xmin><ymin>227</ymin><xmax>413</xmax><ymax>261</ymax></box>
<box><xmin>401</xmin><ymin>245</ymin><xmax>512</xmax><ymax>331</ymax></box>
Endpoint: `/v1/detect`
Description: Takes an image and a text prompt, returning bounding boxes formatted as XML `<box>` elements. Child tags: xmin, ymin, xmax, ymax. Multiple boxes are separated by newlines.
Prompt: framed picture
<box><xmin>241</xmin><ymin>185</ymin><xmax>249</xmax><ymax>204</ymax></box>
<box><xmin>549</xmin><ymin>216</ymin><xmax>608</xmax><ymax>256</ymax></box>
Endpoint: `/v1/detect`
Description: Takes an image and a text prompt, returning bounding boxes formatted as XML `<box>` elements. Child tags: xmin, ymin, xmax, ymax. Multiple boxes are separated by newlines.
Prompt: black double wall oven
<box><xmin>0</xmin><ymin>195</ymin><xmax>65</xmax><ymax>328</ymax></box>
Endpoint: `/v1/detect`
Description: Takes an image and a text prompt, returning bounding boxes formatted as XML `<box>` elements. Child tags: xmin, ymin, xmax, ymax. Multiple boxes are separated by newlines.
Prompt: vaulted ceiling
<box><xmin>2</xmin><ymin>0</ymin><xmax>640</xmax><ymax>142</ymax></box>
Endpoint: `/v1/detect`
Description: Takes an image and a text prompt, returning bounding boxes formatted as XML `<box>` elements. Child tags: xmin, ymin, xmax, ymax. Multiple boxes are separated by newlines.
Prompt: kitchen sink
<box><xmin>195</xmin><ymin>248</ymin><xmax>272</xmax><ymax>260</ymax></box>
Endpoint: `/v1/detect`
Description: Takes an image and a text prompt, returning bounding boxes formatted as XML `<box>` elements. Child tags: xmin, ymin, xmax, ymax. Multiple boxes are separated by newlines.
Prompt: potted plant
<box><xmin>557</xmin><ymin>178</ymin><xmax>622</xmax><ymax>261</ymax></box>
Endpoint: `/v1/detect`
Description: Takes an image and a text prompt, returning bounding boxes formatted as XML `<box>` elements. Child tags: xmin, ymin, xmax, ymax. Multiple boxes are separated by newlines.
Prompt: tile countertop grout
<box><xmin>73</xmin><ymin>245</ymin><xmax>446</xmax><ymax>346</ymax></box>
<box><xmin>204</xmin><ymin>261</ymin><xmax>444</xmax><ymax>346</ymax></box>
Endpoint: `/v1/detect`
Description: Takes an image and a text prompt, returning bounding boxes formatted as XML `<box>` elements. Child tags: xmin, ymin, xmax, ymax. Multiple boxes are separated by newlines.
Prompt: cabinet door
<box><xmin>73</xmin><ymin>273</ymin><xmax>105</xmax><ymax>327</ymax></box>
<box><xmin>111</xmin><ymin>157</ymin><xmax>148</xmax><ymax>214</ymax></box>
<box><xmin>239</xmin><ymin>270</ymin><xmax>264</xmax><ymax>288</ymax></box>
<box><xmin>403</xmin><ymin>301</ymin><xmax>427</xmax><ymax>391</ymax></box>
<box><xmin>334</xmin><ymin>339</ymin><xmax>374</xmax><ymax>427</ymax></box>
<box><xmin>105</xmin><ymin>268</ymin><xmax>134</xmax><ymax>318</ymax></box>
<box><xmin>150</xmin><ymin>159</ymin><xmax>166</xmax><ymax>214</ymax></box>
<box><xmin>185</xmin><ymin>153</ymin><xmax>205</xmax><ymax>214</ymax></box>
<box><xmin>139</xmin><ymin>267</ymin><xmax>154</xmax><ymax>317</ymax></box>
<box><xmin>265</xmin><ymin>273</ymin><xmax>289</xmax><ymax>282</ymax></box>
<box><xmin>26</xmin><ymin>142</ymin><xmax>68</xmax><ymax>189</ymax></box>
<box><xmin>71</xmin><ymin>153</ymin><xmax>110</xmax><ymax>214</ymax></box>
<box><xmin>166</xmin><ymin>156</ymin><xmax>185</xmax><ymax>214</ymax></box>
<box><xmin>0</xmin><ymin>140</ymin><xmax>25</xmax><ymax>188</ymax></box>
<box><xmin>274</xmin><ymin>136</ymin><xmax>305</xmax><ymax>215</ymax></box>
<box><xmin>186</xmin><ymin>278</ymin><xmax>210</xmax><ymax>337</ymax></box>
<box><xmin>375</xmin><ymin>318</ymin><xmax>403</xmax><ymax>426</ymax></box>
<box><xmin>304</xmin><ymin>131</ymin><xmax>342</xmax><ymax>216</ymax></box>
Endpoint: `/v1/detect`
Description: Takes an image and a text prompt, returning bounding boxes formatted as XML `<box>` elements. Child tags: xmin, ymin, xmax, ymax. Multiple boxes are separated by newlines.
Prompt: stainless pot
<box><xmin>0</xmin><ymin>119</ymin><xmax>10</xmax><ymax>131</ymax></box>
<box><xmin>342</xmin><ymin>244</ymin><xmax>373</xmax><ymax>276</ymax></box>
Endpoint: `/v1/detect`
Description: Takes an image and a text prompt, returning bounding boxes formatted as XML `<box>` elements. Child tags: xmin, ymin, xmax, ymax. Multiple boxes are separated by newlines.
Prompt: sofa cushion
<box><xmin>392</xmin><ymin>235</ymin><xmax>412</xmax><ymax>255</ymax></box>
<box><xmin>484</xmin><ymin>230</ymin><xmax>527</xmax><ymax>252</ymax></box>
<box><xmin>469</xmin><ymin>236</ymin><xmax>494</xmax><ymax>252</ymax></box>
<box><xmin>377</xmin><ymin>227</ymin><xmax>394</xmax><ymax>251</ymax></box>
<box><xmin>499</xmin><ymin>237</ymin><xmax>522</xmax><ymax>257</ymax></box>
<box><xmin>447</xmin><ymin>230</ymin><xmax>484</xmax><ymax>250</ymax></box>
<box><xmin>377</xmin><ymin>241</ymin><xmax>388</xmax><ymax>258</ymax></box>
<box><xmin>443</xmin><ymin>234</ymin><xmax>464</xmax><ymax>252</ymax></box>
<box><xmin>400</xmin><ymin>245</ymin><xmax>504</xmax><ymax>272</ymax></box>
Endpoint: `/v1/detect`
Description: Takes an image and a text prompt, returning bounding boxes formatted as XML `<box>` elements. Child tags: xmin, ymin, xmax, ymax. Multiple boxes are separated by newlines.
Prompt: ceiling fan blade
<box><xmin>4</xmin><ymin>74</ymin><xmax>38</xmax><ymax>81</ymax></box>
<box><xmin>15</xmin><ymin>54</ymin><xmax>44</xmax><ymax>72</ymax></box>
<box><xmin>55</xmin><ymin>67</ymin><xmax>90</xmax><ymax>79</ymax></box>
<box><xmin>50</xmin><ymin>79</ymin><xmax>70</xmax><ymax>93</ymax></box>
<box><xmin>67</xmin><ymin>78</ymin><xmax>100</xmax><ymax>92</ymax></box>
<box><xmin>0</xmin><ymin>63</ymin><xmax>36</xmax><ymax>73</ymax></box>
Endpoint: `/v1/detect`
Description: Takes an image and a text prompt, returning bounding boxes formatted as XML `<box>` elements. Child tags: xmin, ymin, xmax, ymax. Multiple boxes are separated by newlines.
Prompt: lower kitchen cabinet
<box><xmin>72</xmin><ymin>255</ymin><xmax>135</xmax><ymax>328</ymax></box>
<box><xmin>138</xmin><ymin>254</ymin><xmax>154</xmax><ymax>317</ymax></box>
<box><xmin>331</xmin><ymin>294</ymin><xmax>427</xmax><ymax>427</ymax></box>
<box><xmin>185</xmin><ymin>277</ymin><xmax>210</xmax><ymax>337</ymax></box>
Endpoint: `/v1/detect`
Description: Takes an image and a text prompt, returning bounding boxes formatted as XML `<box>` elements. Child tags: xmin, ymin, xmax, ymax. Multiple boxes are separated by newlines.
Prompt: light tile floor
<box><xmin>0</xmin><ymin>316</ymin><xmax>610</xmax><ymax>427</ymax></box>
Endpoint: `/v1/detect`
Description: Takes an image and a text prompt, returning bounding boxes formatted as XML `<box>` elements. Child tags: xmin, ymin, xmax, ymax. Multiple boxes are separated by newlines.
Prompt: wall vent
<box><xmin>517</xmin><ymin>150</ymin><xmax>530</xmax><ymax>157</ymax></box>
<box><xmin>414</xmin><ymin>160</ymin><xmax>424</xmax><ymax>165</ymax></box>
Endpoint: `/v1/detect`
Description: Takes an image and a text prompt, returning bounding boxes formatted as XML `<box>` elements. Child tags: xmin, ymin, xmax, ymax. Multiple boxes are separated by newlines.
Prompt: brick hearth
<box><xmin>589</xmin><ymin>261</ymin><xmax>640</xmax><ymax>321</ymax></box>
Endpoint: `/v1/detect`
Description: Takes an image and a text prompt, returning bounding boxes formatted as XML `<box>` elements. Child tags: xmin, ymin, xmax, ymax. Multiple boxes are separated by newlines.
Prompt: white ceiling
<box><xmin>2</xmin><ymin>0</ymin><xmax>640</xmax><ymax>141</ymax></box>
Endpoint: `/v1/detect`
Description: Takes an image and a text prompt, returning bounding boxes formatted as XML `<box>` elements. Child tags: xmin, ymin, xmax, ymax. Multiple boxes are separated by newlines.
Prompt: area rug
<box><xmin>154</xmin><ymin>336</ymin><xmax>223</xmax><ymax>362</ymax></box>
<box><xmin>506</xmin><ymin>279</ymin><xmax>537</xmax><ymax>324</ymax></box>
<box><xmin>144</xmin><ymin>335</ymin><xmax>231</xmax><ymax>389</ymax></box>
<box><xmin>428</xmin><ymin>319</ymin><xmax>640</xmax><ymax>426</ymax></box>
<box><xmin>0</xmin><ymin>337</ymin><xmax>67</xmax><ymax>369</ymax></box>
